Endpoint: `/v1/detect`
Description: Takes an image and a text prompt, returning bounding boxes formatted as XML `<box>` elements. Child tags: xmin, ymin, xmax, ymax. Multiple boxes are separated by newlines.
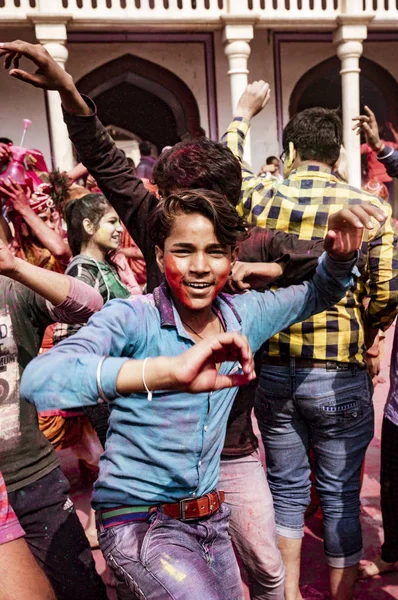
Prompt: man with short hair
<box><xmin>223</xmin><ymin>81</ymin><xmax>398</xmax><ymax>600</ymax></box>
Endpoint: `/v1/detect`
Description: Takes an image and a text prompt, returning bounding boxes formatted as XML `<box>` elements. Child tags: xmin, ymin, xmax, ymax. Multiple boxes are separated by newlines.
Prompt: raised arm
<box><xmin>0</xmin><ymin>40</ymin><xmax>158</xmax><ymax>263</ymax></box>
<box><xmin>221</xmin><ymin>81</ymin><xmax>277</xmax><ymax>219</ymax></box>
<box><xmin>353</xmin><ymin>106</ymin><xmax>398</xmax><ymax>179</ymax></box>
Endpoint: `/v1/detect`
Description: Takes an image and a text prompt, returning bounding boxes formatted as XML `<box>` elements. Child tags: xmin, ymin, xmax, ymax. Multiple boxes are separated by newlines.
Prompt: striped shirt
<box><xmin>222</xmin><ymin>117</ymin><xmax>398</xmax><ymax>363</ymax></box>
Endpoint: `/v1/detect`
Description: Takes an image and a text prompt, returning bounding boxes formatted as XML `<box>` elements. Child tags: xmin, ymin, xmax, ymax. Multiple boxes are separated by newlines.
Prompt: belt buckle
<box><xmin>205</xmin><ymin>492</ymin><xmax>216</xmax><ymax>513</ymax></box>
<box><xmin>179</xmin><ymin>497</ymin><xmax>191</xmax><ymax>520</ymax></box>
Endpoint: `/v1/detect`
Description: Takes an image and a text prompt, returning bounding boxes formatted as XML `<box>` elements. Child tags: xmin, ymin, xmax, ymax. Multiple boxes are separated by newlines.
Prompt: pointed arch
<box><xmin>76</xmin><ymin>54</ymin><xmax>202</xmax><ymax>149</ymax></box>
<box><xmin>289</xmin><ymin>55</ymin><xmax>398</xmax><ymax>127</ymax></box>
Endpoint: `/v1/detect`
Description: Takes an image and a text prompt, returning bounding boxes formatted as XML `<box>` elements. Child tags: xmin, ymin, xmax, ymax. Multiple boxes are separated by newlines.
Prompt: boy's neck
<box><xmin>172</xmin><ymin>294</ymin><xmax>218</xmax><ymax>337</ymax></box>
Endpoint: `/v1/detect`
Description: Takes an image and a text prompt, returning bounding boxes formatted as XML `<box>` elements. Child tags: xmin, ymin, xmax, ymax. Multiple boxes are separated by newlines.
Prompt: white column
<box><xmin>333</xmin><ymin>20</ymin><xmax>372</xmax><ymax>188</ymax></box>
<box><xmin>34</xmin><ymin>22</ymin><xmax>74</xmax><ymax>171</ymax></box>
<box><xmin>222</xmin><ymin>24</ymin><xmax>254</xmax><ymax>165</ymax></box>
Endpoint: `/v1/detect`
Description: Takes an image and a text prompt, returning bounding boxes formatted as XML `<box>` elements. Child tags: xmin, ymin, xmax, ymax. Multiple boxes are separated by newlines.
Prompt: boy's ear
<box><xmin>230</xmin><ymin>246</ymin><xmax>239</xmax><ymax>270</ymax></box>
<box><xmin>155</xmin><ymin>245</ymin><xmax>165</xmax><ymax>274</ymax></box>
<box><xmin>283</xmin><ymin>141</ymin><xmax>297</xmax><ymax>177</ymax></box>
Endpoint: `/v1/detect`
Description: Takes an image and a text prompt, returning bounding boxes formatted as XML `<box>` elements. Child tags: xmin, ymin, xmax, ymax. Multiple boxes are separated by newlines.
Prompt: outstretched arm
<box><xmin>0</xmin><ymin>240</ymin><xmax>102</xmax><ymax>316</ymax></box>
<box><xmin>230</xmin><ymin>204</ymin><xmax>382</xmax><ymax>291</ymax></box>
<box><xmin>21</xmin><ymin>297</ymin><xmax>255</xmax><ymax>413</ymax></box>
<box><xmin>237</xmin><ymin>205</ymin><xmax>386</xmax><ymax>352</ymax></box>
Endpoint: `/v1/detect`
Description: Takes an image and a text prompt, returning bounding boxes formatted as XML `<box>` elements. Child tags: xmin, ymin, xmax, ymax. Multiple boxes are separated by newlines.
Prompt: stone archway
<box><xmin>289</xmin><ymin>55</ymin><xmax>398</xmax><ymax>131</ymax></box>
<box><xmin>76</xmin><ymin>54</ymin><xmax>202</xmax><ymax>152</ymax></box>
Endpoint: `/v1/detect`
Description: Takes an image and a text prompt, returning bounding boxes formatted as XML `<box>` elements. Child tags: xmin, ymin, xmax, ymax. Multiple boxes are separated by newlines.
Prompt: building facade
<box><xmin>1</xmin><ymin>0</ymin><xmax>398</xmax><ymax>196</ymax></box>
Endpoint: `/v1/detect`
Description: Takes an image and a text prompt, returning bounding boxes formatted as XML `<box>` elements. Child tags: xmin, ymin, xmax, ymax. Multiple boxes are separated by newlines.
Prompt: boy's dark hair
<box><xmin>282</xmin><ymin>107</ymin><xmax>342</xmax><ymax>167</ymax></box>
<box><xmin>0</xmin><ymin>137</ymin><xmax>12</xmax><ymax>145</ymax></box>
<box><xmin>139</xmin><ymin>141</ymin><xmax>152</xmax><ymax>156</ymax></box>
<box><xmin>266</xmin><ymin>156</ymin><xmax>279</xmax><ymax>164</ymax></box>
<box><xmin>64</xmin><ymin>193</ymin><xmax>110</xmax><ymax>256</ymax></box>
<box><xmin>148</xmin><ymin>189</ymin><xmax>247</xmax><ymax>249</ymax></box>
<box><xmin>152</xmin><ymin>138</ymin><xmax>242</xmax><ymax>207</ymax></box>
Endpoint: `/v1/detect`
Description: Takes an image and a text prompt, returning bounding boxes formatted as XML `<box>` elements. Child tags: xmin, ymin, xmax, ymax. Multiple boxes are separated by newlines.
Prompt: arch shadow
<box><xmin>289</xmin><ymin>55</ymin><xmax>398</xmax><ymax>128</ymax></box>
<box><xmin>76</xmin><ymin>54</ymin><xmax>202</xmax><ymax>149</ymax></box>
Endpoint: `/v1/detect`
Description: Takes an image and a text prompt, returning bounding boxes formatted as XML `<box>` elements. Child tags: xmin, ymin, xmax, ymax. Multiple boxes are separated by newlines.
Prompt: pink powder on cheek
<box><xmin>211</xmin><ymin>265</ymin><xmax>231</xmax><ymax>300</ymax></box>
<box><xmin>164</xmin><ymin>255</ymin><xmax>193</xmax><ymax>308</ymax></box>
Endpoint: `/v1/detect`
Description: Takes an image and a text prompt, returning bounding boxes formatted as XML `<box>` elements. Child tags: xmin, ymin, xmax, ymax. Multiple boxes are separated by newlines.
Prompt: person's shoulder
<box><xmin>105</xmin><ymin>292</ymin><xmax>157</xmax><ymax>314</ymax></box>
<box><xmin>336</xmin><ymin>182</ymin><xmax>388</xmax><ymax>206</ymax></box>
<box><xmin>220</xmin><ymin>289</ymin><xmax>262</xmax><ymax>314</ymax></box>
<box><xmin>0</xmin><ymin>275</ymin><xmax>31</xmax><ymax>304</ymax></box>
<box><xmin>91</xmin><ymin>293</ymin><xmax>159</xmax><ymax>333</ymax></box>
<box><xmin>66</xmin><ymin>255</ymin><xmax>98</xmax><ymax>273</ymax></box>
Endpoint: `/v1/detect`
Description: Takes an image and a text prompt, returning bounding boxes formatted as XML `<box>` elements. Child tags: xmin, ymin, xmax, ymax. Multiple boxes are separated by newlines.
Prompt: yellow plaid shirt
<box><xmin>223</xmin><ymin>117</ymin><xmax>398</xmax><ymax>363</ymax></box>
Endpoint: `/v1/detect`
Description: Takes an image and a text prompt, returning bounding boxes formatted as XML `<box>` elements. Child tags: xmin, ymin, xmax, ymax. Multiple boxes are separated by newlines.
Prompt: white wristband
<box><xmin>96</xmin><ymin>356</ymin><xmax>109</xmax><ymax>403</ymax></box>
<box><xmin>142</xmin><ymin>357</ymin><xmax>153</xmax><ymax>401</ymax></box>
<box><xmin>377</xmin><ymin>147</ymin><xmax>394</xmax><ymax>160</ymax></box>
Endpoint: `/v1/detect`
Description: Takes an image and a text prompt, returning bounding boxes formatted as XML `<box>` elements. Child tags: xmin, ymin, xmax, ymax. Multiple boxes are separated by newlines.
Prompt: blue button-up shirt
<box><xmin>21</xmin><ymin>253</ymin><xmax>357</xmax><ymax>509</ymax></box>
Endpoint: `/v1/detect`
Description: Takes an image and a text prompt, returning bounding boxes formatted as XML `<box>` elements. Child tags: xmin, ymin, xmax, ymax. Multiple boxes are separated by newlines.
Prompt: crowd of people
<box><xmin>0</xmin><ymin>39</ymin><xmax>397</xmax><ymax>600</ymax></box>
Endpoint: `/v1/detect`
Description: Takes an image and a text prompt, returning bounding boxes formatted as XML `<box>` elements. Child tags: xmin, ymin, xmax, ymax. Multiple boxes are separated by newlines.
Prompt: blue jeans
<box><xmin>219</xmin><ymin>452</ymin><xmax>284</xmax><ymax>599</ymax></box>
<box><xmin>97</xmin><ymin>503</ymin><xmax>243</xmax><ymax>599</ymax></box>
<box><xmin>254</xmin><ymin>363</ymin><xmax>374</xmax><ymax>568</ymax></box>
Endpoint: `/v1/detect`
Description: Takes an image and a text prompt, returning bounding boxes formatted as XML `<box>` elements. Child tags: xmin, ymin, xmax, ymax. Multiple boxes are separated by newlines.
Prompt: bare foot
<box><xmin>358</xmin><ymin>556</ymin><xmax>398</xmax><ymax>578</ymax></box>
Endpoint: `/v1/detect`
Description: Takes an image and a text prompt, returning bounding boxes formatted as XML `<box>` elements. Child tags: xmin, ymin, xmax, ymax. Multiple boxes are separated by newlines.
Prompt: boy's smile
<box><xmin>156</xmin><ymin>213</ymin><xmax>237</xmax><ymax>314</ymax></box>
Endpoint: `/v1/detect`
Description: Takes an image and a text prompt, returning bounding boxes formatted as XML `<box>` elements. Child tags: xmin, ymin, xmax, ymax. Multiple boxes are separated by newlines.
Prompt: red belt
<box><xmin>161</xmin><ymin>490</ymin><xmax>225</xmax><ymax>520</ymax></box>
<box><xmin>100</xmin><ymin>490</ymin><xmax>225</xmax><ymax>528</ymax></box>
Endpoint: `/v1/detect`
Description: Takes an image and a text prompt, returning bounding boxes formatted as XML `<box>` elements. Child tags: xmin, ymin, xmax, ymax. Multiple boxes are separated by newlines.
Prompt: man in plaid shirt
<box><xmin>223</xmin><ymin>82</ymin><xmax>398</xmax><ymax>600</ymax></box>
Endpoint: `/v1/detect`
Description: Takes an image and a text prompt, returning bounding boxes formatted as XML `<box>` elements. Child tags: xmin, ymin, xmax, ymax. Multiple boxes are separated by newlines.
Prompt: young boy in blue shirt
<box><xmin>21</xmin><ymin>189</ymin><xmax>380</xmax><ymax>600</ymax></box>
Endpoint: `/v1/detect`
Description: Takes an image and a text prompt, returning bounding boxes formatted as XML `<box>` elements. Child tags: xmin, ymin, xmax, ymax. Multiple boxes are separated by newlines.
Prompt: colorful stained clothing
<box><xmin>53</xmin><ymin>254</ymin><xmax>135</xmax><ymax>344</ymax></box>
<box><xmin>223</xmin><ymin>117</ymin><xmax>398</xmax><ymax>364</ymax></box>
<box><xmin>14</xmin><ymin>239</ymin><xmax>66</xmax><ymax>273</ymax></box>
<box><xmin>0</xmin><ymin>470</ymin><xmax>25</xmax><ymax>544</ymax></box>
<box><xmin>0</xmin><ymin>276</ymin><xmax>102</xmax><ymax>491</ymax></box>
<box><xmin>62</xmin><ymin>96</ymin><xmax>364</xmax><ymax>463</ymax></box>
<box><xmin>21</xmin><ymin>252</ymin><xmax>357</xmax><ymax>509</ymax></box>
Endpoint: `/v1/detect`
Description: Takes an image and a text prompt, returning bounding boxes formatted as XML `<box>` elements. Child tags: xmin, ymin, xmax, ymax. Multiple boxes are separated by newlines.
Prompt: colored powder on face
<box><xmin>163</xmin><ymin>254</ymin><xmax>194</xmax><ymax>309</ymax></box>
